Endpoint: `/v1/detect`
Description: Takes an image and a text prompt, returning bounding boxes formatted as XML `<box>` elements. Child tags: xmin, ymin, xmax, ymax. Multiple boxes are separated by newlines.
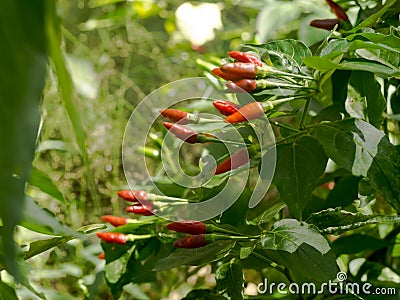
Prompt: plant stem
<box><xmin>299</xmin><ymin>99</ymin><xmax>310</xmax><ymax>129</ymax></box>
<box><xmin>251</xmin><ymin>251</ymin><xmax>285</xmax><ymax>272</ymax></box>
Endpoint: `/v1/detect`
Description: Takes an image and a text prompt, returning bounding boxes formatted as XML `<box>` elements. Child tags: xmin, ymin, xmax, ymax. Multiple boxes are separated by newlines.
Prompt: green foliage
<box><xmin>1</xmin><ymin>0</ymin><xmax>400</xmax><ymax>299</ymax></box>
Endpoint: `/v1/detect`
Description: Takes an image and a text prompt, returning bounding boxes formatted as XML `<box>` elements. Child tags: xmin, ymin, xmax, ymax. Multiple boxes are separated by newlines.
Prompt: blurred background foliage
<box><xmin>2</xmin><ymin>0</ymin><xmax>343</xmax><ymax>298</ymax></box>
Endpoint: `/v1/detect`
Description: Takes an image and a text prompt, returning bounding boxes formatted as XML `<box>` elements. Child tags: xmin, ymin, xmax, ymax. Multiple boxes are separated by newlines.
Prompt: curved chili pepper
<box><xmin>160</xmin><ymin>109</ymin><xmax>190</xmax><ymax>124</ymax></box>
<box><xmin>173</xmin><ymin>234</ymin><xmax>207</xmax><ymax>248</ymax></box>
<box><xmin>220</xmin><ymin>62</ymin><xmax>258</xmax><ymax>79</ymax></box>
<box><xmin>215</xmin><ymin>148</ymin><xmax>249</xmax><ymax>175</ymax></box>
<box><xmin>225</xmin><ymin>102</ymin><xmax>264</xmax><ymax>123</ymax></box>
<box><xmin>310</xmin><ymin>19</ymin><xmax>340</xmax><ymax>31</ymax></box>
<box><xmin>163</xmin><ymin>122</ymin><xmax>201</xmax><ymax>144</ymax></box>
<box><xmin>213</xmin><ymin>100</ymin><xmax>241</xmax><ymax>116</ymax></box>
<box><xmin>166</xmin><ymin>220</ymin><xmax>207</xmax><ymax>235</ymax></box>
<box><xmin>228</xmin><ymin>51</ymin><xmax>262</xmax><ymax>66</ymax></box>
<box><xmin>226</xmin><ymin>79</ymin><xmax>257</xmax><ymax>93</ymax></box>
<box><xmin>96</xmin><ymin>232</ymin><xmax>127</xmax><ymax>244</ymax></box>
<box><xmin>117</xmin><ymin>190</ymin><xmax>148</xmax><ymax>202</ymax></box>
<box><xmin>101</xmin><ymin>215</ymin><xmax>128</xmax><ymax>227</ymax></box>
<box><xmin>326</xmin><ymin>0</ymin><xmax>348</xmax><ymax>21</ymax></box>
<box><xmin>211</xmin><ymin>67</ymin><xmax>242</xmax><ymax>81</ymax></box>
<box><xmin>126</xmin><ymin>200</ymin><xmax>154</xmax><ymax>216</ymax></box>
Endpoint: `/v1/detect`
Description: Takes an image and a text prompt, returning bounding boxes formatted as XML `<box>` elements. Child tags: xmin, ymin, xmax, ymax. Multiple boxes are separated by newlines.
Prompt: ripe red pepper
<box><xmin>220</xmin><ymin>62</ymin><xmax>258</xmax><ymax>79</ymax></box>
<box><xmin>101</xmin><ymin>215</ymin><xmax>128</xmax><ymax>227</ymax></box>
<box><xmin>215</xmin><ymin>148</ymin><xmax>249</xmax><ymax>175</ymax></box>
<box><xmin>310</xmin><ymin>19</ymin><xmax>340</xmax><ymax>31</ymax></box>
<box><xmin>228</xmin><ymin>51</ymin><xmax>263</xmax><ymax>67</ymax></box>
<box><xmin>211</xmin><ymin>67</ymin><xmax>242</xmax><ymax>81</ymax></box>
<box><xmin>226</xmin><ymin>79</ymin><xmax>257</xmax><ymax>93</ymax></box>
<box><xmin>326</xmin><ymin>0</ymin><xmax>348</xmax><ymax>21</ymax></box>
<box><xmin>213</xmin><ymin>100</ymin><xmax>240</xmax><ymax>116</ymax></box>
<box><xmin>225</xmin><ymin>102</ymin><xmax>265</xmax><ymax>123</ymax></box>
<box><xmin>96</xmin><ymin>232</ymin><xmax>127</xmax><ymax>244</ymax></box>
<box><xmin>126</xmin><ymin>200</ymin><xmax>154</xmax><ymax>216</ymax></box>
<box><xmin>163</xmin><ymin>122</ymin><xmax>209</xmax><ymax>144</ymax></box>
<box><xmin>98</xmin><ymin>252</ymin><xmax>105</xmax><ymax>259</ymax></box>
<box><xmin>117</xmin><ymin>190</ymin><xmax>148</xmax><ymax>202</ymax></box>
<box><xmin>160</xmin><ymin>109</ymin><xmax>190</xmax><ymax>124</ymax></box>
<box><xmin>166</xmin><ymin>220</ymin><xmax>207</xmax><ymax>235</ymax></box>
<box><xmin>173</xmin><ymin>234</ymin><xmax>207</xmax><ymax>248</ymax></box>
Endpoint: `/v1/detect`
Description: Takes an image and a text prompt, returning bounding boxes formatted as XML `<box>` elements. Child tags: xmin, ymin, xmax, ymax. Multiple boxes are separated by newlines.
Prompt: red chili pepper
<box><xmin>225</xmin><ymin>102</ymin><xmax>264</xmax><ymax>123</ymax></box>
<box><xmin>215</xmin><ymin>148</ymin><xmax>249</xmax><ymax>175</ymax></box>
<box><xmin>98</xmin><ymin>252</ymin><xmax>105</xmax><ymax>259</ymax></box>
<box><xmin>166</xmin><ymin>220</ymin><xmax>207</xmax><ymax>235</ymax></box>
<box><xmin>326</xmin><ymin>0</ymin><xmax>348</xmax><ymax>21</ymax></box>
<box><xmin>173</xmin><ymin>234</ymin><xmax>207</xmax><ymax>248</ymax></box>
<box><xmin>310</xmin><ymin>19</ymin><xmax>340</xmax><ymax>31</ymax></box>
<box><xmin>96</xmin><ymin>232</ymin><xmax>127</xmax><ymax>244</ymax></box>
<box><xmin>160</xmin><ymin>109</ymin><xmax>190</xmax><ymax>124</ymax></box>
<box><xmin>228</xmin><ymin>51</ymin><xmax>263</xmax><ymax>67</ymax></box>
<box><xmin>213</xmin><ymin>100</ymin><xmax>240</xmax><ymax>116</ymax></box>
<box><xmin>163</xmin><ymin>122</ymin><xmax>206</xmax><ymax>144</ymax></box>
<box><xmin>211</xmin><ymin>67</ymin><xmax>242</xmax><ymax>81</ymax></box>
<box><xmin>117</xmin><ymin>190</ymin><xmax>148</xmax><ymax>202</ymax></box>
<box><xmin>126</xmin><ymin>200</ymin><xmax>154</xmax><ymax>216</ymax></box>
<box><xmin>226</xmin><ymin>79</ymin><xmax>257</xmax><ymax>93</ymax></box>
<box><xmin>101</xmin><ymin>215</ymin><xmax>128</xmax><ymax>227</ymax></box>
<box><xmin>220</xmin><ymin>63</ymin><xmax>258</xmax><ymax>79</ymax></box>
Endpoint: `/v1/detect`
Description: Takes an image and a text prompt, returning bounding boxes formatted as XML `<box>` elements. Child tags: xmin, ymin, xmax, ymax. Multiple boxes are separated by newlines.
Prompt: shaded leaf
<box><xmin>313</xmin><ymin>119</ymin><xmax>400</xmax><ymax>211</ymax></box>
<box><xmin>273</xmin><ymin>136</ymin><xmax>327</xmax><ymax>220</ymax></box>
<box><xmin>331</xmin><ymin>234</ymin><xmax>390</xmax><ymax>256</ymax></box>
<box><xmin>153</xmin><ymin>241</ymin><xmax>234</xmax><ymax>271</ymax></box>
<box><xmin>215</xmin><ymin>259</ymin><xmax>244</xmax><ymax>300</ymax></box>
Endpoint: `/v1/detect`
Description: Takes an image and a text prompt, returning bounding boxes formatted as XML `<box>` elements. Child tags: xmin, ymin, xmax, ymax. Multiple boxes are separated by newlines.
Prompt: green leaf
<box><xmin>349</xmin><ymin>71</ymin><xmax>386</xmax><ymax>127</ymax></box>
<box><xmin>183</xmin><ymin>289</ymin><xmax>227</xmax><ymax>300</ymax></box>
<box><xmin>21</xmin><ymin>196</ymin><xmax>80</xmax><ymax>237</ymax></box>
<box><xmin>261</xmin><ymin>219</ymin><xmax>338</xmax><ymax>283</ymax></box>
<box><xmin>0</xmin><ymin>280</ymin><xmax>18</xmax><ymax>300</ymax></box>
<box><xmin>261</xmin><ymin>219</ymin><xmax>331</xmax><ymax>255</ymax></box>
<box><xmin>313</xmin><ymin>119</ymin><xmax>400</xmax><ymax>211</ymax></box>
<box><xmin>331</xmin><ymin>234</ymin><xmax>390</xmax><ymax>256</ymax></box>
<box><xmin>0</xmin><ymin>0</ymin><xmax>47</xmax><ymax>280</ymax></box>
<box><xmin>244</xmin><ymin>39</ymin><xmax>311</xmax><ymax>71</ymax></box>
<box><xmin>29</xmin><ymin>166</ymin><xmax>66</xmax><ymax>204</ymax></box>
<box><xmin>273</xmin><ymin>136</ymin><xmax>328</xmax><ymax>220</ymax></box>
<box><xmin>306</xmin><ymin>208</ymin><xmax>400</xmax><ymax>234</ymax></box>
<box><xmin>153</xmin><ymin>241</ymin><xmax>234</xmax><ymax>271</ymax></box>
<box><xmin>215</xmin><ymin>259</ymin><xmax>244</xmax><ymax>300</ymax></box>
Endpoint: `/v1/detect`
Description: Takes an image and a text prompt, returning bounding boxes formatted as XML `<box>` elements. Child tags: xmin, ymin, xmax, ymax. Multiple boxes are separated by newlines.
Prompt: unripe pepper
<box><xmin>160</xmin><ymin>109</ymin><xmax>190</xmax><ymax>124</ymax></box>
<box><xmin>96</xmin><ymin>232</ymin><xmax>127</xmax><ymax>244</ymax></box>
<box><xmin>173</xmin><ymin>234</ymin><xmax>207</xmax><ymax>248</ymax></box>
<box><xmin>166</xmin><ymin>221</ymin><xmax>207</xmax><ymax>235</ymax></box>
<box><xmin>225</xmin><ymin>102</ymin><xmax>267</xmax><ymax>123</ymax></box>
<box><xmin>213</xmin><ymin>100</ymin><xmax>240</xmax><ymax>116</ymax></box>
<box><xmin>220</xmin><ymin>62</ymin><xmax>258</xmax><ymax>79</ymax></box>
<box><xmin>101</xmin><ymin>215</ymin><xmax>128</xmax><ymax>227</ymax></box>
<box><xmin>310</xmin><ymin>19</ymin><xmax>340</xmax><ymax>30</ymax></box>
<box><xmin>215</xmin><ymin>148</ymin><xmax>249</xmax><ymax>175</ymax></box>
<box><xmin>211</xmin><ymin>67</ymin><xmax>242</xmax><ymax>81</ymax></box>
<box><xmin>117</xmin><ymin>190</ymin><xmax>148</xmax><ymax>202</ymax></box>
<box><xmin>126</xmin><ymin>200</ymin><xmax>154</xmax><ymax>216</ymax></box>
<box><xmin>326</xmin><ymin>0</ymin><xmax>348</xmax><ymax>21</ymax></box>
<box><xmin>228</xmin><ymin>51</ymin><xmax>263</xmax><ymax>66</ymax></box>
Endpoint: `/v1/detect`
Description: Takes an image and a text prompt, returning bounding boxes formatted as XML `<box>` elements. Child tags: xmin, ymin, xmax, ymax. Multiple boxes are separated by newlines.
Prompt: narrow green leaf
<box><xmin>313</xmin><ymin>119</ymin><xmax>400</xmax><ymax>211</ymax></box>
<box><xmin>273</xmin><ymin>136</ymin><xmax>327</xmax><ymax>220</ymax></box>
<box><xmin>0</xmin><ymin>0</ymin><xmax>47</xmax><ymax>280</ymax></box>
<box><xmin>215</xmin><ymin>259</ymin><xmax>244</xmax><ymax>300</ymax></box>
<box><xmin>261</xmin><ymin>219</ymin><xmax>331</xmax><ymax>255</ymax></box>
<box><xmin>0</xmin><ymin>280</ymin><xmax>18</xmax><ymax>300</ymax></box>
<box><xmin>153</xmin><ymin>241</ymin><xmax>234</xmax><ymax>271</ymax></box>
<box><xmin>29</xmin><ymin>166</ymin><xmax>66</xmax><ymax>204</ymax></box>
